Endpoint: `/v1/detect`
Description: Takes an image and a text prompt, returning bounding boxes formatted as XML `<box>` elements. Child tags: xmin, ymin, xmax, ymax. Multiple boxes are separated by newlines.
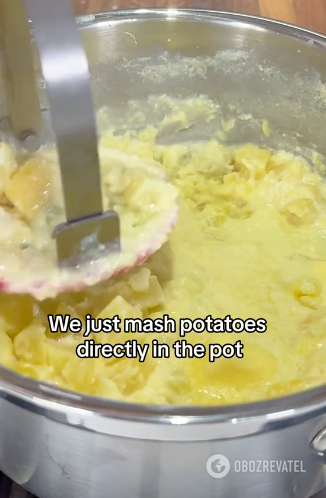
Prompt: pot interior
<box><xmin>1</xmin><ymin>10</ymin><xmax>326</xmax><ymax>414</ymax></box>
<box><xmin>84</xmin><ymin>11</ymin><xmax>326</xmax><ymax>159</ymax></box>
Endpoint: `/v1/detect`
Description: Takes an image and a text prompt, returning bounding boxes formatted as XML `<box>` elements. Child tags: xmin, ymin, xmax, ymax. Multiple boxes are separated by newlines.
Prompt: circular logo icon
<box><xmin>206</xmin><ymin>454</ymin><xmax>231</xmax><ymax>478</ymax></box>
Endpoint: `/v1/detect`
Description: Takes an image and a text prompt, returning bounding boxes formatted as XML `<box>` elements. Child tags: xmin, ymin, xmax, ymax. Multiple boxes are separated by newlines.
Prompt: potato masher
<box><xmin>0</xmin><ymin>0</ymin><xmax>120</xmax><ymax>269</ymax></box>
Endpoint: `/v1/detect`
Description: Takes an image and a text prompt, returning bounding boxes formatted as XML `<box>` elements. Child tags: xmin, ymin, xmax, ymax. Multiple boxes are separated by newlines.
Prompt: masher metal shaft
<box><xmin>0</xmin><ymin>0</ymin><xmax>120</xmax><ymax>268</ymax></box>
<box><xmin>23</xmin><ymin>0</ymin><xmax>104</xmax><ymax>222</ymax></box>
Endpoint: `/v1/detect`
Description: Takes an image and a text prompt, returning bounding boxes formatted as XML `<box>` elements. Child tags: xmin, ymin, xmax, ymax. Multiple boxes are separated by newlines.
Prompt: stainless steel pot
<box><xmin>2</xmin><ymin>9</ymin><xmax>326</xmax><ymax>498</ymax></box>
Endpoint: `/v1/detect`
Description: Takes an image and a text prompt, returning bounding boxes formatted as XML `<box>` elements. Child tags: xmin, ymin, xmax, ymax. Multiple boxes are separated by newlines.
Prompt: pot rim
<box><xmin>2</xmin><ymin>8</ymin><xmax>326</xmax><ymax>431</ymax></box>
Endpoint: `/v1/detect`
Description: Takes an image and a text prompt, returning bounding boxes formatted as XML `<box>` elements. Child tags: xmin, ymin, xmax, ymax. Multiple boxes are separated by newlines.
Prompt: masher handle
<box><xmin>23</xmin><ymin>0</ymin><xmax>104</xmax><ymax>222</ymax></box>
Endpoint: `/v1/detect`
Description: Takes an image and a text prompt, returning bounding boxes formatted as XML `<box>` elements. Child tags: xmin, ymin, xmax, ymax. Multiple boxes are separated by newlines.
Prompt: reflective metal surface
<box><xmin>25</xmin><ymin>0</ymin><xmax>103</xmax><ymax>219</ymax></box>
<box><xmin>24</xmin><ymin>0</ymin><xmax>120</xmax><ymax>268</ymax></box>
<box><xmin>4</xmin><ymin>469</ymin><xmax>326</xmax><ymax>498</ymax></box>
<box><xmin>1</xmin><ymin>8</ymin><xmax>326</xmax><ymax>498</ymax></box>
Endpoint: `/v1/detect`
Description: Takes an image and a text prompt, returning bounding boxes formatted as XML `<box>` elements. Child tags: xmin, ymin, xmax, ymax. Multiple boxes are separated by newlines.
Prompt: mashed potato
<box><xmin>1</xmin><ymin>96</ymin><xmax>326</xmax><ymax>405</ymax></box>
<box><xmin>0</xmin><ymin>146</ymin><xmax>178</xmax><ymax>297</ymax></box>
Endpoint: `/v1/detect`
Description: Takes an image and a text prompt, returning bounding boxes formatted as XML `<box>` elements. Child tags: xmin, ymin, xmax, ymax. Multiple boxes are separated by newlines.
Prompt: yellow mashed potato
<box><xmin>1</xmin><ymin>99</ymin><xmax>326</xmax><ymax>405</ymax></box>
<box><xmin>0</xmin><ymin>145</ymin><xmax>178</xmax><ymax>296</ymax></box>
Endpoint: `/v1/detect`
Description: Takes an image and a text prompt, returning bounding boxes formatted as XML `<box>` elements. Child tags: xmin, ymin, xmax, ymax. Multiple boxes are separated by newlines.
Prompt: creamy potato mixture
<box><xmin>0</xmin><ymin>95</ymin><xmax>326</xmax><ymax>405</ymax></box>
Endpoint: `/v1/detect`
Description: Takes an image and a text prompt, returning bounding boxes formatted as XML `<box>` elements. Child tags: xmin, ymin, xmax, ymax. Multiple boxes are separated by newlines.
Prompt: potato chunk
<box><xmin>235</xmin><ymin>145</ymin><xmax>271</xmax><ymax>179</ymax></box>
<box><xmin>5</xmin><ymin>157</ymin><xmax>52</xmax><ymax>221</ymax></box>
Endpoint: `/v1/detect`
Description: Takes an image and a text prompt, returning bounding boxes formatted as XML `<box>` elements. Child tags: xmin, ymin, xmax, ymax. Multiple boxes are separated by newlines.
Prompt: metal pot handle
<box><xmin>311</xmin><ymin>427</ymin><xmax>326</xmax><ymax>460</ymax></box>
